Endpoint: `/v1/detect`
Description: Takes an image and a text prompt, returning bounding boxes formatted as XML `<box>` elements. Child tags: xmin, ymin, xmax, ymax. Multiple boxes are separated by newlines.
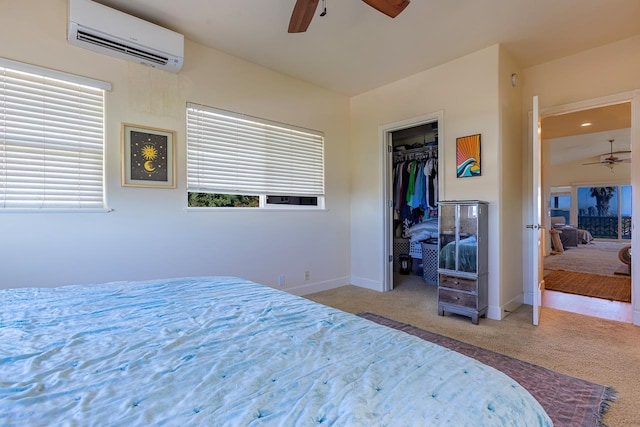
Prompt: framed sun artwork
<box><xmin>121</xmin><ymin>123</ymin><xmax>176</xmax><ymax>188</ymax></box>
<box><xmin>456</xmin><ymin>134</ymin><xmax>481</xmax><ymax>178</ymax></box>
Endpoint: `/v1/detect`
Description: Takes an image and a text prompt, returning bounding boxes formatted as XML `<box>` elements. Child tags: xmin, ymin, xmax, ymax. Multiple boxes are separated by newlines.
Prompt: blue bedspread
<box><xmin>0</xmin><ymin>277</ymin><xmax>551</xmax><ymax>426</ymax></box>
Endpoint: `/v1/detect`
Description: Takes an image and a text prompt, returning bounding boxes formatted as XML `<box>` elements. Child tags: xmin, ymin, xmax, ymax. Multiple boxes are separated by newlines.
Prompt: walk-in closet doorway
<box><xmin>381</xmin><ymin>111</ymin><xmax>444</xmax><ymax>292</ymax></box>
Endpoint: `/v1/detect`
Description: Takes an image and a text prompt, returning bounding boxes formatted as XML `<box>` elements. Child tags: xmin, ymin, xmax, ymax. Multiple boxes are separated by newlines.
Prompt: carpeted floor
<box><xmin>359</xmin><ymin>312</ymin><xmax>615</xmax><ymax>427</ymax></box>
<box><xmin>544</xmin><ymin>241</ymin><xmax>629</xmax><ymax>276</ymax></box>
<box><xmin>305</xmin><ymin>276</ymin><xmax>640</xmax><ymax>426</ymax></box>
<box><xmin>545</xmin><ymin>270</ymin><xmax>631</xmax><ymax>302</ymax></box>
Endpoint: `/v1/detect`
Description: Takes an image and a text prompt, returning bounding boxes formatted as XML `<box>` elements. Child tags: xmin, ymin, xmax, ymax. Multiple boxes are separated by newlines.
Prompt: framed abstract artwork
<box><xmin>456</xmin><ymin>134</ymin><xmax>481</xmax><ymax>178</ymax></box>
<box><xmin>122</xmin><ymin>123</ymin><xmax>176</xmax><ymax>188</ymax></box>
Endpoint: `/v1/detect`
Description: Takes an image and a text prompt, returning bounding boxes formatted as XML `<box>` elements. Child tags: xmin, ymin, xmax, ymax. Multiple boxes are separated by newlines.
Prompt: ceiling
<box><xmin>94</xmin><ymin>0</ymin><xmax>640</xmax><ymax>96</ymax></box>
<box><xmin>544</xmin><ymin>103</ymin><xmax>631</xmax><ymax>166</ymax></box>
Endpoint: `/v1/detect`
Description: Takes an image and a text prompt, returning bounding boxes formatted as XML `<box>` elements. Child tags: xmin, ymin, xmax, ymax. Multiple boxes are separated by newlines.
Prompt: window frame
<box><xmin>0</xmin><ymin>58</ymin><xmax>111</xmax><ymax>212</ymax></box>
<box><xmin>186</xmin><ymin>103</ymin><xmax>325</xmax><ymax>210</ymax></box>
<box><xmin>576</xmin><ymin>183</ymin><xmax>630</xmax><ymax>240</ymax></box>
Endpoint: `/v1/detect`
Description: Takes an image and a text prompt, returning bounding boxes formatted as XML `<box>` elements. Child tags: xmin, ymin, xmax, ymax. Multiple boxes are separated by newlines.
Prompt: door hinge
<box><xmin>389</xmin><ymin>255</ymin><xmax>393</xmax><ymax>262</ymax></box>
<box><xmin>388</xmin><ymin>145</ymin><xmax>392</xmax><ymax>153</ymax></box>
<box><xmin>388</xmin><ymin>199</ymin><xmax>393</xmax><ymax>208</ymax></box>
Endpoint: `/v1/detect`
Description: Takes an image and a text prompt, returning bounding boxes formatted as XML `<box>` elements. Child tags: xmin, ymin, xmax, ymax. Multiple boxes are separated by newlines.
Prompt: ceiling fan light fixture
<box><xmin>582</xmin><ymin>138</ymin><xmax>631</xmax><ymax>169</ymax></box>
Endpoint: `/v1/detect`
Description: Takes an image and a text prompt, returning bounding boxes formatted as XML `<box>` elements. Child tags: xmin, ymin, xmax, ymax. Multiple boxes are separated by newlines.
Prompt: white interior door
<box><xmin>385</xmin><ymin>131</ymin><xmax>394</xmax><ymax>291</ymax></box>
<box><xmin>529</xmin><ymin>96</ymin><xmax>543</xmax><ymax>326</ymax></box>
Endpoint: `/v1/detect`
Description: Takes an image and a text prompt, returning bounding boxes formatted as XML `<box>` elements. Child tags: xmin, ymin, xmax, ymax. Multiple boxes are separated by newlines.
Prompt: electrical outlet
<box><xmin>278</xmin><ymin>275</ymin><xmax>285</xmax><ymax>287</ymax></box>
<box><xmin>304</xmin><ymin>271</ymin><xmax>310</xmax><ymax>281</ymax></box>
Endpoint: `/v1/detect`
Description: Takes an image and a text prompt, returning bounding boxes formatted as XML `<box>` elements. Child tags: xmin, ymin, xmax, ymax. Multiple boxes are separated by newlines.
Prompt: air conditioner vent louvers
<box><xmin>76</xmin><ymin>30</ymin><xmax>168</xmax><ymax>66</ymax></box>
<box><xmin>68</xmin><ymin>0</ymin><xmax>183</xmax><ymax>73</ymax></box>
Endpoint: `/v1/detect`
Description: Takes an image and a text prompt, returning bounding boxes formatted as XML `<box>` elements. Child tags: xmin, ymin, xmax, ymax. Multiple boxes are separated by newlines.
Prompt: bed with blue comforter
<box><xmin>0</xmin><ymin>276</ymin><xmax>551</xmax><ymax>426</ymax></box>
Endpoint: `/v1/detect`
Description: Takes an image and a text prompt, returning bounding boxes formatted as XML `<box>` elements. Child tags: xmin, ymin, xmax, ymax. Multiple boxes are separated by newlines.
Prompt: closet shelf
<box><xmin>393</xmin><ymin>145</ymin><xmax>437</xmax><ymax>161</ymax></box>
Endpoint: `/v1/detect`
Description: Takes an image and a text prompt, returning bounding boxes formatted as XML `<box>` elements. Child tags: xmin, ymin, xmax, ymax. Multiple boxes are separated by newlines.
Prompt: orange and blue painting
<box><xmin>456</xmin><ymin>134</ymin><xmax>481</xmax><ymax>178</ymax></box>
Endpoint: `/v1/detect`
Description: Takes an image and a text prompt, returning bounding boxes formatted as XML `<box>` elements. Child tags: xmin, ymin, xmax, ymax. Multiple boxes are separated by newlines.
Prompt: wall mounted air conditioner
<box><xmin>68</xmin><ymin>0</ymin><xmax>184</xmax><ymax>73</ymax></box>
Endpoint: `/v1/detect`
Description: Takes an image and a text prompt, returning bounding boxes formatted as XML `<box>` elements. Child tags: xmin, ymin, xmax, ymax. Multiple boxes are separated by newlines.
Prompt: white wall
<box><xmin>547</xmin><ymin>159</ymin><xmax>631</xmax><ymax>188</ymax></box>
<box><xmin>350</xmin><ymin>45</ymin><xmax>512</xmax><ymax>319</ymax></box>
<box><xmin>522</xmin><ymin>37</ymin><xmax>640</xmax><ymax>109</ymax></box>
<box><xmin>4</xmin><ymin>1</ymin><xmax>637</xmax><ymax>325</ymax></box>
<box><xmin>498</xmin><ymin>46</ymin><xmax>524</xmax><ymax>314</ymax></box>
<box><xmin>0</xmin><ymin>0</ymin><xmax>352</xmax><ymax>293</ymax></box>
<box><xmin>522</xmin><ymin>35</ymin><xmax>640</xmax><ymax>323</ymax></box>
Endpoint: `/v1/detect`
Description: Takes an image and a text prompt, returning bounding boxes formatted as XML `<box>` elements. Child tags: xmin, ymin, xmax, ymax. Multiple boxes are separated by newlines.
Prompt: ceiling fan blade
<box><xmin>582</xmin><ymin>158</ymin><xmax>626</xmax><ymax>166</ymax></box>
<box><xmin>582</xmin><ymin>138</ymin><xmax>632</xmax><ymax>167</ymax></box>
<box><xmin>288</xmin><ymin>0</ymin><xmax>320</xmax><ymax>33</ymax></box>
<box><xmin>362</xmin><ymin>0</ymin><xmax>410</xmax><ymax>18</ymax></box>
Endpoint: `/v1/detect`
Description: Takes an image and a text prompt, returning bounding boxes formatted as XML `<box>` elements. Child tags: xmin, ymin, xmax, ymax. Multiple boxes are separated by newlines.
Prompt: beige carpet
<box><xmin>545</xmin><ymin>270</ymin><xmax>631</xmax><ymax>302</ymax></box>
<box><xmin>305</xmin><ymin>276</ymin><xmax>640</xmax><ymax>426</ymax></box>
<box><xmin>544</xmin><ymin>241</ymin><xmax>629</xmax><ymax>276</ymax></box>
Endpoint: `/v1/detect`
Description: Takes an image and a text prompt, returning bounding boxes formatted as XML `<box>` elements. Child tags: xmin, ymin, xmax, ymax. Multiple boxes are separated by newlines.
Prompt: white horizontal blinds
<box><xmin>0</xmin><ymin>63</ymin><xmax>106</xmax><ymax>209</ymax></box>
<box><xmin>187</xmin><ymin>103</ymin><xmax>324</xmax><ymax>197</ymax></box>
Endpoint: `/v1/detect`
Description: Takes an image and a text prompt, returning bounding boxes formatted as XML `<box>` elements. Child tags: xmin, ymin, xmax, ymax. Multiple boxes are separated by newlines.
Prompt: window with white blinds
<box><xmin>186</xmin><ymin>103</ymin><xmax>324</xmax><ymax>206</ymax></box>
<box><xmin>0</xmin><ymin>58</ymin><xmax>110</xmax><ymax>210</ymax></box>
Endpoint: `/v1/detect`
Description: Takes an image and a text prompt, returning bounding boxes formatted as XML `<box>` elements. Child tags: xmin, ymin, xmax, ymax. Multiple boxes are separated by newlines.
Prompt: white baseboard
<box><xmin>486</xmin><ymin>306</ymin><xmax>502</xmax><ymax>320</ymax></box>
<box><xmin>488</xmin><ymin>293</ymin><xmax>525</xmax><ymax>321</ymax></box>
<box><xmin>349</xmin><ymin>275</ymin><xmax>384</xmax><ymax>292</ymax></box>
<box><xmin>502</xmin><ymin>293</ymin><xmax>525</xmax><ymax>318</ymax></box>
<box><xmin>286</xmin><ymin>276</ymin><xmax>351</xmax><ymax>296</ymax></box>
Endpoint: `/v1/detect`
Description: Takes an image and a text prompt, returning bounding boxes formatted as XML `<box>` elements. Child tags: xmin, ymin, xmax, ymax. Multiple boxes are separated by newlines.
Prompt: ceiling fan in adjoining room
<box><xmin>288</xmin><ymin>0</ymin><xmax>410</xmax><ymax>33</ymax></box>
<box><xmin>581</xmin><ymin>139</ymin><xmax>631</xmax><ymax>170</ymax></box>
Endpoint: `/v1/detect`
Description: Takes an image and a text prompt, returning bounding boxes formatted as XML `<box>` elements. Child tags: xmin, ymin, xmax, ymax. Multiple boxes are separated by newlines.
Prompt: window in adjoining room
<box><xmin>577</xmin><ymin>185</ymin><xmax>631</xmax><ymax>240</ymax></box>
<box><xmin>0</xmin><ymin>58</ymin><xmax>111</xmax><ymax>210</ymax></box>
<box><xmin>186</xmin><ymin>103</ymin><xmax>324</xmax><ymax>209</ymax></box>
<box><xmin>549</xmin><ymin>186</ymin><xmax>571</xmax><ymax>225</ymax></box>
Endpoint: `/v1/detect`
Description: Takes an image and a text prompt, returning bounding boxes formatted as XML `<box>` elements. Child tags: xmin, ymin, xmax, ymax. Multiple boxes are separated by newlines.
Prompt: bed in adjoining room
<box><xmin>0</xmin><ymin>276</ymin><xmax>551</xmax><ymax>426</ymax></box>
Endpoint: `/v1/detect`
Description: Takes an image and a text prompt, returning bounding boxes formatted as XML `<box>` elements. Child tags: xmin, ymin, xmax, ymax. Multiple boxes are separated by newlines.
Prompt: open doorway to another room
<box><xmin>541</xmin><ymin>102</ymin><xmax>632</xmax><ymax>322</ymax></box>
<box><xmin>388</xmin><ymin>121</ymin><xmax>440</xmax><ymax>292</ymax></box>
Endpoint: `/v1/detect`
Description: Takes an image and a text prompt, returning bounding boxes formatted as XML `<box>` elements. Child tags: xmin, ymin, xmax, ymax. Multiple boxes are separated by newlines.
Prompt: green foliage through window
<box><xmin>188</xmin><ymin>192</ymin><xmax>259</xmax><ymax>207</ymax></box>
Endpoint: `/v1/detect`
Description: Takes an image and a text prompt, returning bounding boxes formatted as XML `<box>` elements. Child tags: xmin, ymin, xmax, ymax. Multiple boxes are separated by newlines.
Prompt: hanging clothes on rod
<box><xmin>392</xmin><ymin>146</ymin><xmax>438</xmax><ymax>230</ymax></box>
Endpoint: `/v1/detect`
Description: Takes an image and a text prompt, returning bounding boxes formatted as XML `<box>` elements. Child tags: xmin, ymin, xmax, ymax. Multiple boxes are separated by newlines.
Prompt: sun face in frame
<box><xmin>141</xmin><ymin>145</ymin><xmax>158</xmax><ymax>160</ymax></box>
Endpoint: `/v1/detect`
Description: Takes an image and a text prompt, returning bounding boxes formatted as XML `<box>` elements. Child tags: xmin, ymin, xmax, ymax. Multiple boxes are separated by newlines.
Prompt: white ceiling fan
<box><xmin>582</xmin><ymin>139</ymin><xmax>631</xmax><ymax>169</ymax></box>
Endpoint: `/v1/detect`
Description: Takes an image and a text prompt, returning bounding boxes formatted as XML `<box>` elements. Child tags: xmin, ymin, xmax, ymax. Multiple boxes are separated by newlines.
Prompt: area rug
<box><xmin>544</xmin><ymin>270</ymin><xmax>631</xmax><ymax>302</ymax></box>
<box><xmin>358</xmin><ymin>312</ymin><xmax>616</xmax><ymax>427</ymax></box>
<box><xmin>543</xmin><ymin>241</ymin><xmax>628</xmax><ymax>277</ymax></box>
